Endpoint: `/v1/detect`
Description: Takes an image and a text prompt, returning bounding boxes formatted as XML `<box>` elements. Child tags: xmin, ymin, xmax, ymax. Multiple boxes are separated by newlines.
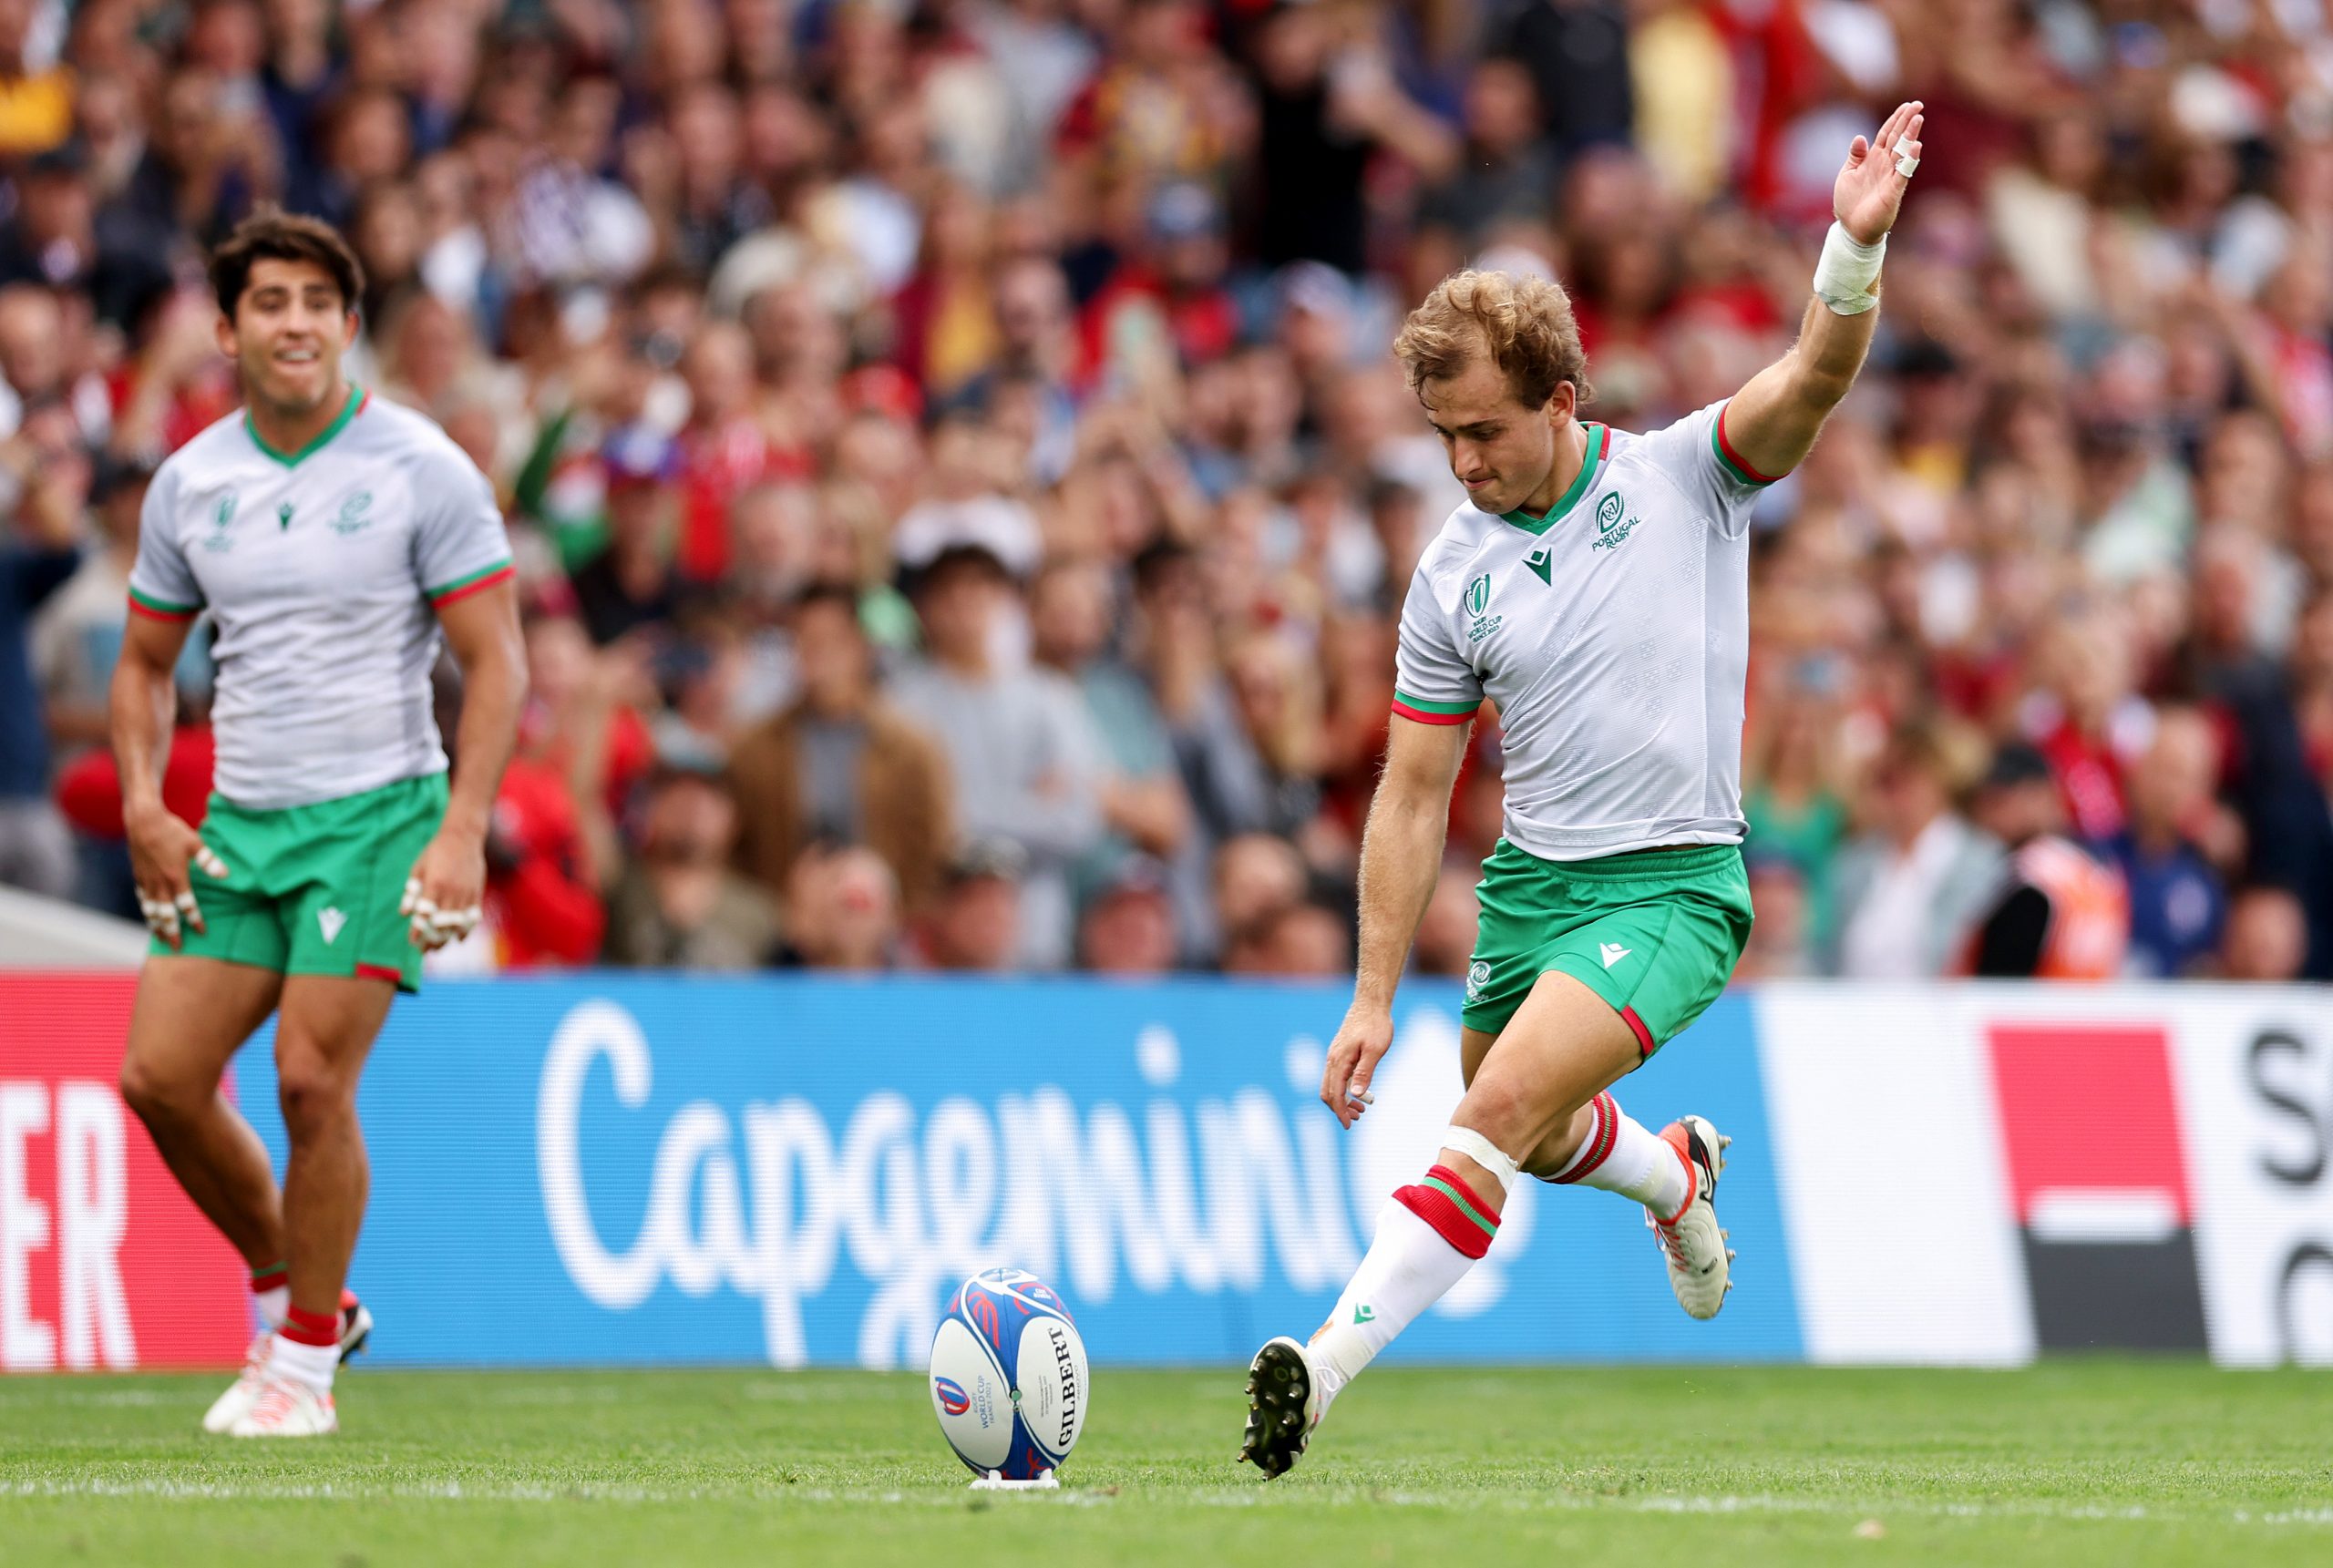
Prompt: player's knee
<box><xmin>1451</xmin><ymin>1080</ymin><xmax>1536</xmax><ymax>1153</ymax></box>
<box><xmin>118</xmin><ymin>1055</ymin><xmax>206</xmax><ymax>1125</ymax></box>
<box><xmin>274</xmin><ymin>1052</ymin><xmax>358</xmax><ymax>1139</ymax></box>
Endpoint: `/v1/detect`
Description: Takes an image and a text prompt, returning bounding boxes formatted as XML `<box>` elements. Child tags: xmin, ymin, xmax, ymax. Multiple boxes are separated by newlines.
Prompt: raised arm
<box><xmin>1319</xmin><ymin>711</ymin><xmax>1472</xmax><ymax>1127</ymax></box>
<box><xmin>1720</xmin><ymin>101</ymin><xmax>1925</xmax><ymax>482</ymax></box>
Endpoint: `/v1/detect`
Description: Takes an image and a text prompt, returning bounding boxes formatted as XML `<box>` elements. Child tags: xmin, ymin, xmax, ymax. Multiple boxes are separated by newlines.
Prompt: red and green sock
<box><xmin>1307</xmin><ymin>1163</ymin><xmax>1503</xmax><ymax>1411</ymax></box>
<box><xmin>249</xmin><ymin>1262</ymin><xmax>288</xmax><ymax>1330</ymax></box>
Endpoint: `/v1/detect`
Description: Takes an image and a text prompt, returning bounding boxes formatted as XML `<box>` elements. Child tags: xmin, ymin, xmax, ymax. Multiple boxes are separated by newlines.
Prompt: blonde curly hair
<box><xmin>1392</xmin><ymin>269</ymin><xmax>1593</xmax><ymax>410</ymax></box>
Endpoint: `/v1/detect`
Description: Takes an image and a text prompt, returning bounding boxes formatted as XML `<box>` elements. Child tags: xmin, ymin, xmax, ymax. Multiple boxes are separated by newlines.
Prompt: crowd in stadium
<box><xmin>0</xmin><ymin>0</ymin><xmax>2328</xmax><ymax>980</ymax></box>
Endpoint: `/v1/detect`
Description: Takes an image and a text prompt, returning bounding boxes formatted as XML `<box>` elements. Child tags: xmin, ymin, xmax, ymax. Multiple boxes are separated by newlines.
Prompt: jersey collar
<box><xmin>244</xmin><ymin>383</ymin><xmax>368</xmax><ymax>468</ymax></box>
<box><xmin>1500</xmin><ymin>423</ymin><xmax>1608</xmax><ymax>536</ymax></box>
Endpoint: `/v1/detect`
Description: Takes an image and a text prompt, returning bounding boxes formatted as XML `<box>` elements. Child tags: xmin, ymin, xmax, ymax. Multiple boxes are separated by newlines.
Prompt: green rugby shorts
<box><xmin>158</xmin><ymin>773</ymin><xmax>448</xmax><ymax>992</ymax></box>
<box><xmin>1461</xmin><ymin>839</ymin><xmax>1753</xmax><ymax>1056</ymax></box>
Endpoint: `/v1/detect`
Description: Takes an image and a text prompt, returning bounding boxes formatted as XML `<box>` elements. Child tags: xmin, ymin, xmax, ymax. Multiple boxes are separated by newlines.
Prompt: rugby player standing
<box><xmin>1240</xmin><ymin>105</ymin><xmax>1926</xmax><ymax>1474</ymax></box>
<box><xmin>110</xmin><ymin>209</ymin><xmax>526</xmax><ymax>1437</ymax></box>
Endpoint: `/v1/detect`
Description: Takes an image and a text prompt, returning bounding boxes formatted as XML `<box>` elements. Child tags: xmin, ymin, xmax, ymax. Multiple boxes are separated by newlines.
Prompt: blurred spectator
<box><xmin>893</xmin><ymin>543</ymin><xmax>1103</xmax><ymax>967</ymax></box>
<box><xmin>0</xmin><ymin>145</ymin><xmax>174</xmax><ymax>328</ymax></box>
<box><xmin>1224</xmin><ymin>897</ymin><xmax>1351</xmax><ymax>977</ymax></box>
<box><xmin>1963</xmin><ymin>743</ymin><xmax>2129</xmax><ymax>980</ymax></box>
<box><xmin>1736</xmin><ymin>857</ymin><xmax>1814</xmax><ymax>980</ymax></box>
<box><xmin>426</xmin><ymin>752</ymin><xmax>607</xmax><ymax>973</ymax></box>
<box><xmin>727</xmin><ymin>581</ymin><xmax>954</xmax><ymax>914</ymax></box>
<box><xmin>1831</xmin><ymin>722</ymin><xmax>1999</xmax><ymax>979</ymax></box>
<box><xmin>1743</xmin><ymin>664</ymin><xmax>1855</xmax><ymax>955</ymax></box>
<box><xmin>782</xmin><ymin>842</ymin><xmax>901</xmax><ymax>971</ymax></box>
<box><xmin>571</xmin><ymin>427</ymin><xmax>685</xmax><ymax>646</ymax></box>
<box><xmin>0</xmin><ymin>0</ymin><xmax>72</xmax><ymax>159</ymax></box>
<box><xmin>912</xmin><ymin>838</ymin><xmax>1025</xmax><ymax>972</ymax></box>
<box><xmin>1077</xmin><ymin>855</ymin><xmax>1177</xmax><ymax>975</ymax></box>
<box><xmin>0</xmin><ymin>400</ymin><xmax>82</xmax><ymax>897</ymax></box>
<box><xmin>2218</xmin><ymin>886</ymin><xmax>2309</xmax><ymax>983</ymax></box>
<box><xmin>1029</xmin><ymin>556</ymin><xmax>1190</xmax><ymax>890</ymax></box>
<box><xmin>31</xmin><ymin>453</ymin><xmax>172</xmax><ymax>764</ymax></box>
<box><xmin>604</xmin><ymin>766</ymin><xmax>781</xmax><ymax>969</ymax></box>
<box><xmin>1414</xmin><ymin>60</ymin><xmax>1555</xmax><ymax>265</ymax></box>
<box><xmin>2104</xmin><ymin>708</ymin><xmax>2232</xmax><ymax>979</ymax></box>
<box><xmin>2178</xmin><ymin>528</ymin><xmax>2333</xmax><ymax>977</ymax></box>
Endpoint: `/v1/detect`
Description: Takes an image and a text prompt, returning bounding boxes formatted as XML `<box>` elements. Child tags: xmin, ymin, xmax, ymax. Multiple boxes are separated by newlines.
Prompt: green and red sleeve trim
<box><xmin>127</xmin><ymin>586</ymin><xmax>201</xmax><ymax>622</ymax></box>
<box><xmin>1391</xmin><ymin>689</ymin><xmax>1479</xmax><ymax>726</ymax></box>
<box><xmin>427</xmin><ymin>559</ymin><xmax>516</xmax><ymax>608</ymax></box>
<box><xmin>1711</xmin><ymin>403</ymin><xmax>1785</xmax><ymax>487</ymax></box>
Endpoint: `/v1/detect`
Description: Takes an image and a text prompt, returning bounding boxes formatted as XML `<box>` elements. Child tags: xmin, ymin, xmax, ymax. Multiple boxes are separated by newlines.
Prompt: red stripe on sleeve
<box><xmin>1716</xmin><ymin>406</ymin><xmax>1784</xmax><ymax>485</ymax></box>
<box><xmin>1390</xmin><ymin>699</ymin><xmax>1473</xmax><ymax>725</ymax></box>
<box><xmin>429</xmin><ymin>564</ymin><xmax>516</xmax><ymax>608</ymax></box>
<box><xmin>355</xmin><ymin>963</ymin><xmax>402</xmax><ymax>985</ymax></box>
<box><xmin>128</xmin><ymin>598</ymin><xmax>197</xmax><ymax>623</ymax></box>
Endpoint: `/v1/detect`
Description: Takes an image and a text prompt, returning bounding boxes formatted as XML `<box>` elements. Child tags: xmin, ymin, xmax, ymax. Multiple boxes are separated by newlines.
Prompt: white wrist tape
<box><xmin>1813</xmin><ymin>220</ymin><xmax>1886</xmax><ymax>316</ymax></box>
<box><xmin>1442</xmin><ymin>1124</ymin><xmax>1521</xmax><ymax>1197</ymax></box>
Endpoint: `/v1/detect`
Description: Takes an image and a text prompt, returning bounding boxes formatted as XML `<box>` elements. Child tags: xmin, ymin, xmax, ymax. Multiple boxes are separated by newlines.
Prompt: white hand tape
<box><xmin>1894</xmin><ymin>136</ymin><xmax>1919</xmax><ymax>179</ymax></box>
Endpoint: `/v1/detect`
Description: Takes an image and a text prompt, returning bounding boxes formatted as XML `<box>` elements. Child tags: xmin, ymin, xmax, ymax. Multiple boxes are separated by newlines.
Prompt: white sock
<box><xmin>253</xmin><ymin>1285</ymin><xmax>289</xmax><ymax>1329</ymax></box>
<box><xmin>1306</xmin><ymin>1202</ymin><xmax>1479</xmax><ymax>1413</ymax></box>
<box><xmin>1550</xmin><ymin>1091</ymin><xmax>1692</xmax><ymax>1220</ymax></box>
<box><xmin>269</xmin><ymin>1331</ymin><xmax>338</xmax><ymax>1395</ymax></box>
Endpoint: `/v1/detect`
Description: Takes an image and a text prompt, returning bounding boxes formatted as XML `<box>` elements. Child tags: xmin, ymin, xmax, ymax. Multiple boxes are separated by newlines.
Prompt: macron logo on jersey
<box><xmin>1599</xmin><ymin>942</ymin><xmax>1631</xmax><ymax>969</ymax></box>
<box><xmin>317</xmin><ymin>907</ymin><xmax>347</xmax><ymax>946</ymax></box>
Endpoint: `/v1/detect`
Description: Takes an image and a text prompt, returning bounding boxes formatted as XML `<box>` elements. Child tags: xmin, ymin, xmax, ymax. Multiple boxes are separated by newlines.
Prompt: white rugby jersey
<box><xmin>1392</xmin><ymin>403</ymin><xmax>1777</xmax><ymax>861</ymax></box>
<box><xmin>128</xmin><ymin>386</ymin><xmax>513</xmax><ymax>810</ymax></box>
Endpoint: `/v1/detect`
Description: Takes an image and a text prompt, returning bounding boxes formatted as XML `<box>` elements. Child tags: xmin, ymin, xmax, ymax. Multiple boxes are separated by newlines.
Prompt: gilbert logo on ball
<box><xmin>929</xmin><ymin>1267</ymin><xmax>1090</xmax><ymax>1481</ymax></box>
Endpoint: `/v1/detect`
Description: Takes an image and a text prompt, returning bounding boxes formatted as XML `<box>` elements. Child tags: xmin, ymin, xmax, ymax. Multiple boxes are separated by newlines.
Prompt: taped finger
<box><xmin>400</xmin><ymin>877</ymin><xmax>422</xmax><ymax>917</ymax></box>
<box><xmin>193</xmin><ymin>845</ymin><xmax>229</xmax><ymax>879</ymax></box>
<box><xmin>1345</xmin><ymin>1087</ymin><xmax>1376</xmax><ymax>1106</ymax></box>
<box><xmin>1894</xmin><ymin>136</ymin><xmax>1919</xmax><ymax>179</ymax></box>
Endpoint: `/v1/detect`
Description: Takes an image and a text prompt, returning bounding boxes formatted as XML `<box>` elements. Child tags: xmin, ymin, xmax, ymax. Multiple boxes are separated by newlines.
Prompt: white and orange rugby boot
<box><xmin>202</xmin><ymin>1289</ymin><xmax>372</xmax><ymax>1434</ymax></box>
<box><xmin>1647</xmin><ymin>1115</ymin><xmax>1734</xmax><ymax>1320</ymax></box>
<box><xmin>230</xmin><ymin>1376</ymin><xmax>338</xmax><ymax>1439</ymax></box>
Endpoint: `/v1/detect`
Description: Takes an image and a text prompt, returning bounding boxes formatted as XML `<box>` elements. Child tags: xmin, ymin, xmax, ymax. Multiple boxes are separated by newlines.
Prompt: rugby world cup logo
<box><xmin>1465</xmin><ymin>573</ymin><xmax>1492</xmax><ymax>617</ymax></box>
<box><xmin>933</xmin><ymin>1376</ymin><xmax>971</xmax><ymax>1416</ymax></box>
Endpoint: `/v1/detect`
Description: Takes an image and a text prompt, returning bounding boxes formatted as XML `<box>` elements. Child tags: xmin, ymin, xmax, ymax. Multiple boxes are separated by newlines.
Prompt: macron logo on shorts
<box><xmin>1599</xmin><ymin>942</ymin><xmax>1631</xmax><ymax>969</ymax></box>
<box><xmin>317</xmin><ymin>907</ymin><xmax>347</xmax><ymax>946</ymax></box>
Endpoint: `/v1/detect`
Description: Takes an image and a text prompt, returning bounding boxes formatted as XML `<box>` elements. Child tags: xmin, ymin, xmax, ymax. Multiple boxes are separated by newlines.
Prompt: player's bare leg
<box><xmin>118</xmin><ymin>956</ymin><xmax>287</xmax><ymax>1267</ymax></box>
<box><xmin>1243</xmin><ymin>972</ymin><xmax>1637</xmax><ymax>1477</ymax></box>
<box><xmin>231</xmin><ymin>972</ymin><xmax>394</xmax><ymax>1438</ymax></box>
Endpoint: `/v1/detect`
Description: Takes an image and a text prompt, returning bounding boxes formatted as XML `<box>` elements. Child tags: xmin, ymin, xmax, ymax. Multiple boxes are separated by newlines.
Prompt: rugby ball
<box><xmin>929</xmin><ymin>1267</ymin><xmax>1089</xmax><ymax>1479</ymax></box>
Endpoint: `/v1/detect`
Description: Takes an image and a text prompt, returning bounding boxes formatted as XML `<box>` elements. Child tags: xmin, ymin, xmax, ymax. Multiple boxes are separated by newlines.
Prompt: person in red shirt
<box><xmin>673</xmin><ymin>321</ymin><xmax>781</xmax><ymax>582</ymax></box>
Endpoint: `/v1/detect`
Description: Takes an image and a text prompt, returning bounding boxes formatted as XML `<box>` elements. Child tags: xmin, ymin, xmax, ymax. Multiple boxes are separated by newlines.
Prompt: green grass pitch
<box><xmin>4</xmin><ymin>1363</ymin><xmax>2329</xmax><ymax>1566</ymax></box>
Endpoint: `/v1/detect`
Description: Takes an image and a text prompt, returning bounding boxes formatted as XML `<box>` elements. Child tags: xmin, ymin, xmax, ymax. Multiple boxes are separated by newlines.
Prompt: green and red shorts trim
<box><xmin>1461</xmin><ymin>838</ymin><xmax>1753</xmax><ymax>1058</ymax></box>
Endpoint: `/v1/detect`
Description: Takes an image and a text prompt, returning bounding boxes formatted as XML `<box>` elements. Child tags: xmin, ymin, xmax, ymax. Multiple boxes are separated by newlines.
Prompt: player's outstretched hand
<box><xmin>1835</xmin><ymin>99</ymin><xmax>1924</xmax><ymax>246</ymax></box>
<box><xmin>125</xmin><ymin>802</ymin><xmax>226</xmax><ymax>951</ymax></box>
<box><xmin>1321</xmin><ymin>1004</ymin><xmax>1395</xmax><ymax>1129</ymax></box>
<box><xmin>402</xmin><ymin>826</ymin><xmax>487</xmax><ymax>950</ymax></box>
